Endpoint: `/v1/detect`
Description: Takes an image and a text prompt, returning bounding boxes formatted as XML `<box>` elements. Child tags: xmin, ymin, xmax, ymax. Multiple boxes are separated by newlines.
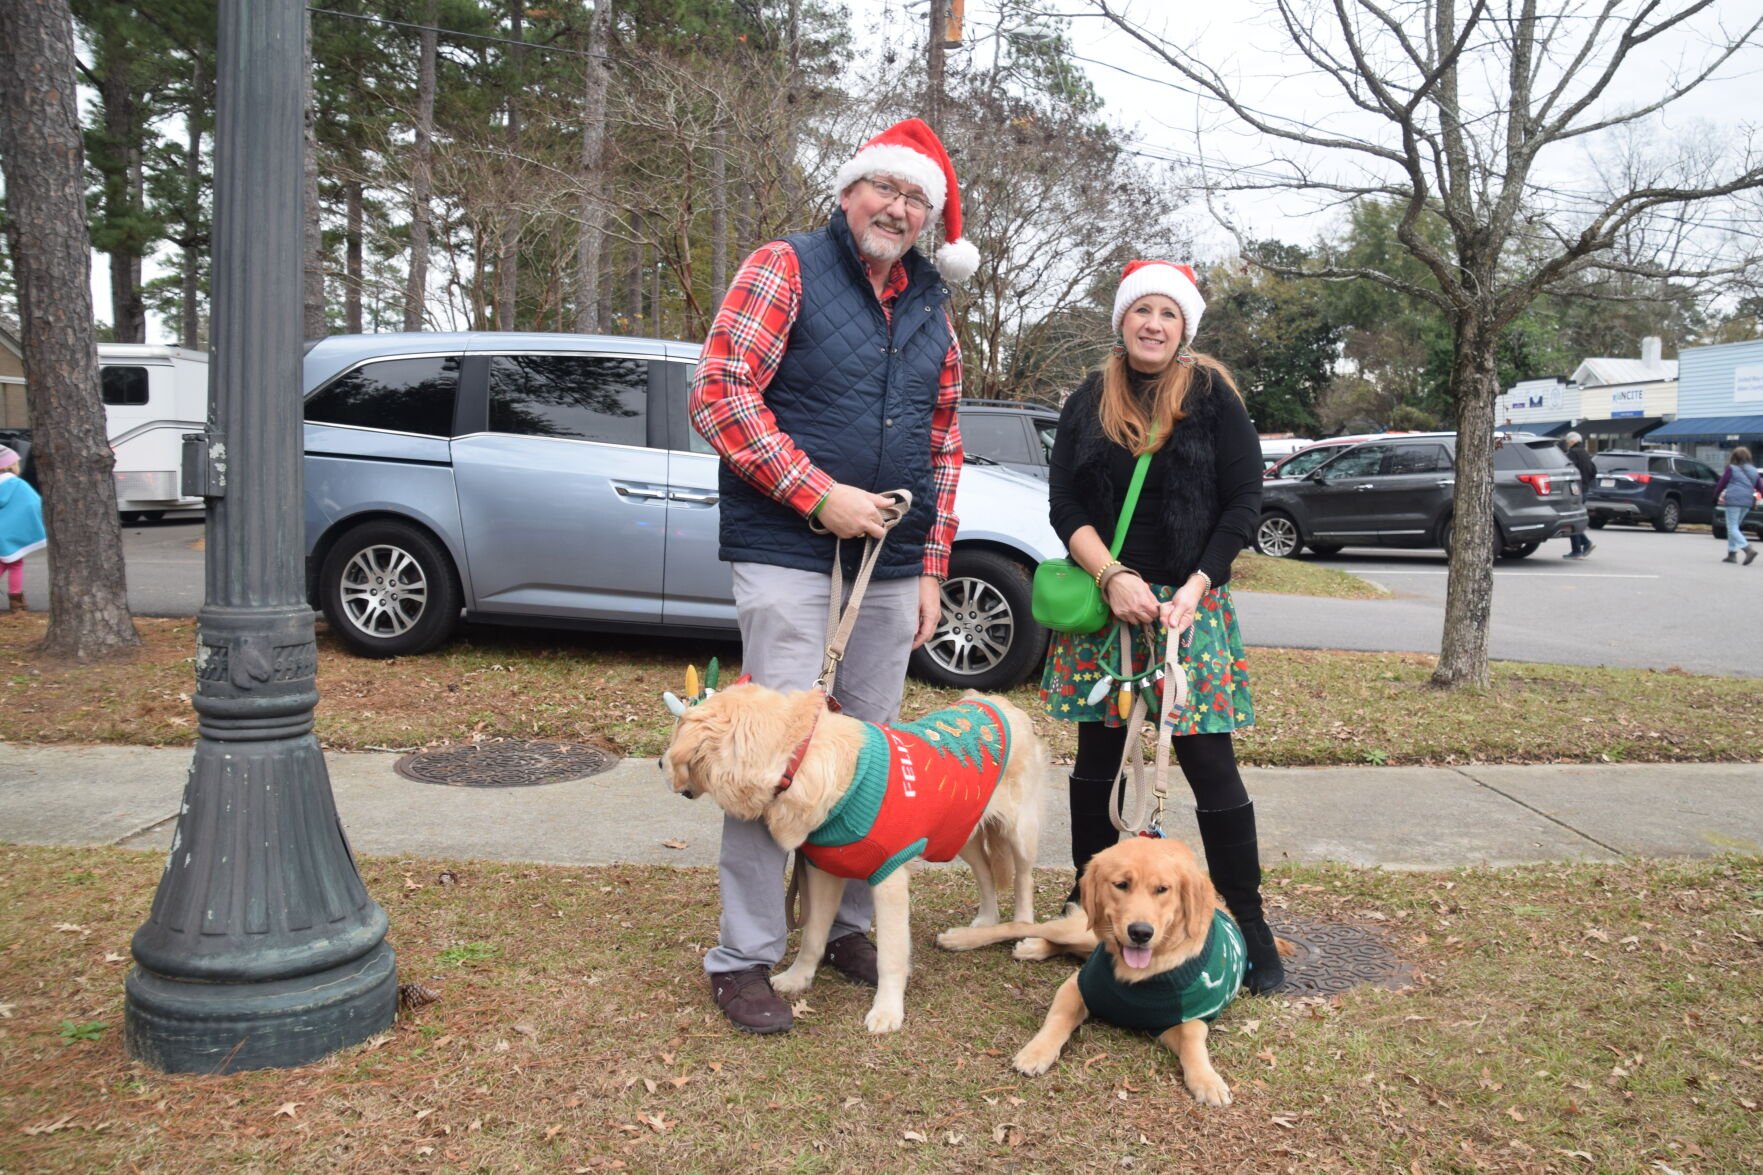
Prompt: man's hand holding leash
<box><xmin>815</xmin><ymin>483</ymin><xmax>898</xmax><ymax>539</ymax></box>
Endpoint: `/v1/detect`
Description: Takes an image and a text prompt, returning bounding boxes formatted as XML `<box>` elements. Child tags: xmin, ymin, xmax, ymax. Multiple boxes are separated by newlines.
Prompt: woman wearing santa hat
<box><xmin>1040</xmin><ymin>261</ymin><xmax>1284</xmax><ymax>994</ymax></box>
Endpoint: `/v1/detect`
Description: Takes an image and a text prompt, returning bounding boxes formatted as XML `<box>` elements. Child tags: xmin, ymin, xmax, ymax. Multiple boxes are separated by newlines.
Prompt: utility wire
<box><xmin>308</xmin><ymin>5</ymin><xmax>612</xmax><ymax>62</ymax></box>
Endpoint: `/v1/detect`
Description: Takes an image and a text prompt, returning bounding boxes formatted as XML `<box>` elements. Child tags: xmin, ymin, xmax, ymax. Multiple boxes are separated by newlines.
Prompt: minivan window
<box><xmin>305</xmin><ymin>356</ymin><xmax>459</xmax><ymax>437</ymax></box>
<box><xmin>488</xmin><ymin>355</ymin><xmax>646</xmax><ymax>446</ymax></box>
<box><xmin>959</xmin><ymin>412</ymin><xmax>1034</xmax><ymax>464</ymax></box>
<box><xmin>101</xmin><ymin>365</ymin><xmax>150</xmax><ymax>406</ymax></box>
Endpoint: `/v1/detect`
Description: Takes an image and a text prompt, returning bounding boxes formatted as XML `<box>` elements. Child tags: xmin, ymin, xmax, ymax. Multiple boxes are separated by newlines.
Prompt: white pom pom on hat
<box><xmin>831</xmin><ymin>118</ymin><xmax>979</xmax><ymax>283</ymax></box>
<box><xmin>1111</xmin><ymin>260</ymin><xmax>1206</xmax><ymax>343</ymax></box>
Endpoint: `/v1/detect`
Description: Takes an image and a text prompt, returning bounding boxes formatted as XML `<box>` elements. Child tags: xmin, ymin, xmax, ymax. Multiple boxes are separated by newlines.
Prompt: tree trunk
<box><xmin>651</xmin><ymin>255</ymin><xmax>663</xmax><ymax>337</ymax></box>
<box><xmin>1431</xmin><ymin>322</ymin><xmax>1499</xmax><ymax>689</ymax></box>
<box><xmin>497</xmin><ymin>0</ymin><xmax>523</xmax><ymax>331</ymax></box>
<box><xmin>573</xmin><ymin>0</ymin><xmax>610</xmax><ymax>333</ymax></box>
<box><xmin>180</xmin><ymin>51</ymin><xmax>205</xmax><ymax>350</ymax></box>
<box><xmin>100</xmin><ymin>45</ymin><xmax>147</xmax><ymax>342</ymax></box>
<box><xmin>627</xmin><ymin>210</ymin><xmax>645</xmax><ymax>326</ymax></box>
<box><xmin>403</xmin><ymin>0</ymin><xmax>436</xmax><ymax>332</ymax></box>
<box><xmin>344</xmin><ymin>177</ymin><xmax>363</xmax><ymax>334</ymax></box>
<box><xmin>710</xmin><ymin>120</ymin><xmax>728</xmax><ymax>316</ymax></box>
<box><xmin>0</xmin><ymin>0</ymin><xmax>140</xmax><ymax>658</ymax></box>
<box><xmin>301</xmin><ymin>8</ymin><xmax>326</xmax><ymax>339</ymax></box>
<box><xmin>926</xmin><ymin>0</ymin><xmax>946</xmax><ymax>134</ymax></box>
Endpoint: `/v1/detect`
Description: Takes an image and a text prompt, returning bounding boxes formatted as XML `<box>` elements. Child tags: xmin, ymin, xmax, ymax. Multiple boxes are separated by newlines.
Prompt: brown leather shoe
<box><xmin>822</xmin><ymin>932</ymin><xmax>879</xmax><ymax>987</ymax></box>
<box><xmin>710</xmin><ymin>966</ymin><xmax>792</xmax><ymax>1035</ymax></box>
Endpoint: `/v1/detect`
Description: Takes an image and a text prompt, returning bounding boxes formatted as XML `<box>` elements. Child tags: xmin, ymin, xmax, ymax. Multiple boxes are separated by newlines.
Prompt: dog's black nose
<box><xmin>1127</xmin><ymin>922</ymin><xmax>1155</xmax><ymax>946</ymax></box>
<box><xmin>680</xmin><ymin>788</ymin><xmax>695</xmax><ymax>800</ymax></box>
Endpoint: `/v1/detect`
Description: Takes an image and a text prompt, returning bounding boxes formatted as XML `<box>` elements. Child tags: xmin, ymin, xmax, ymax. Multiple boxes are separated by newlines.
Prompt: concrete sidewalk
<box><xmin>2</xmin><ymin>745</ymin><xmax>1758</xmax><ymax>870</ymax></box>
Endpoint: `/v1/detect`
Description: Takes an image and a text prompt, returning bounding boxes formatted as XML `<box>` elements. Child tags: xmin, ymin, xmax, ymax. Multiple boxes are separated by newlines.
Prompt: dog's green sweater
<box><xmin>1075</xmin><ymin>910</ymin><xmax>1246</xmax><ymax>1032</ymax></box>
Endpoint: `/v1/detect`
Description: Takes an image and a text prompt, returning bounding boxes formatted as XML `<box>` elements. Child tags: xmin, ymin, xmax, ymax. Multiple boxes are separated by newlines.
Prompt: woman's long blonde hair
<box><xmin>1098</xmin><ymin>348</ymin><xmax>1242</xmax><ymax>455</ymax></box>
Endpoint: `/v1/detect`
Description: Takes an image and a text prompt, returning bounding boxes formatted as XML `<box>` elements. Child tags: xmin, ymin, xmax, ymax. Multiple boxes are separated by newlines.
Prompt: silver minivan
<box><xmin>301</xmin><ymin>332</ymin><xmax>1064</xmax><ymax>689</ymax></box>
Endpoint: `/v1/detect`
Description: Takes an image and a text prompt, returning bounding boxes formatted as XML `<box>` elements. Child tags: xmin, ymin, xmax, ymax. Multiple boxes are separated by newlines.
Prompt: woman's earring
<box><xmin>1176</xmin><ymin>343</ymin><xmax>1197</xmax><ymax>366</ymax></box>
<box><xmin>1110</xmin><ymin>334</ymin><xmax>1126</xmax><ymax>356</ymax></box>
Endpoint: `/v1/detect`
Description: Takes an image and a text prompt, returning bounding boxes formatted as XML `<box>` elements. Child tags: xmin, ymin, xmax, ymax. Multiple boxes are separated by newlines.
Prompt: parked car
<box><xmin>1255</xmin><ymin>432</ymin><xmax>1586</xmax><ymax>559</ymax></box>
<box><xmin>1711</xmin><ymin>501</ymin><xmax>1763</xmax><ymax>543</ymax></box>
<box><xmin>300</xmin><ymin>333</ymin><xmax>1064</xmax><ymax>690</ymax></box>
<box><xmin>957</xmin><ymin>399</ymin><xmax>1059</xmax><ymax>480</ymax></box>
<box><xmin>1585</xmin><ymin>449</ymin><xmax>1718</xmax><ymax>533</ymax></box>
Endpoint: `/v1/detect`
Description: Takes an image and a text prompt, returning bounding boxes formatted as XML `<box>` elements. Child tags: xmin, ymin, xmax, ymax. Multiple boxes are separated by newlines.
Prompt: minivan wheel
<box><xmin>1653</xmin><ymin>498</ymin><xmax>1680</xmax><ymax>532</ymax></box>
<box><xmin>1254</xmin><ymin>513</ymin><xmax>1303</xmax><ymax>559</ymax></box>
<box><xmin>910</xmin><ymin>549</ymin><xmax>1046</xmax><ymax>691</ymax></box>
<box><xmin>1502</xmin><ymin>542</ymin><xmax>1540</xmax><ymax>559</ymax></box>
<box><xmin>320</xmin><ymin>520</ymin><xmax>461</xmax><ymax>657</ymax></box>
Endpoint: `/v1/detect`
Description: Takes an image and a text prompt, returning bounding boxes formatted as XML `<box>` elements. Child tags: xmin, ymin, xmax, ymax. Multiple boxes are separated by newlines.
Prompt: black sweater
<box><xmin>1047</xmin><ymin>366</ymin><xmax>1262</xmax><ymax>587</ymax></box>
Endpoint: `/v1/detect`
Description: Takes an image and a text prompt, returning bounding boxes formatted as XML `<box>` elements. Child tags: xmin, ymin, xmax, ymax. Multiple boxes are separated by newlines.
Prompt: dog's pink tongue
<box><xmin>1122</xmin><ymin>945</ymin><xmax>1152</xmax><ymax>969</ymax></box>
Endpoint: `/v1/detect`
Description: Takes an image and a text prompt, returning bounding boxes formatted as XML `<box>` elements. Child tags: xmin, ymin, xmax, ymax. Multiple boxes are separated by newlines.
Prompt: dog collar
<box><xmin>775</xmin><ymin>693</ymin><xmax>839</xmax><ymax>794</ymax></box>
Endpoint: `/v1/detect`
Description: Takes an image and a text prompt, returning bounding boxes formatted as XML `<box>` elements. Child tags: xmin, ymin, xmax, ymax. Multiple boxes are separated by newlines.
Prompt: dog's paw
<box><xmin>1012</xmin><ymin>1039</ymin><xmax>1060</xmax><ymax>1076</ymax></box>
<box><xmin>935</xmin><ymin>926</ymin><xmax>982</xmax><ymax>951</ymax></box>
<box><xmin>771</xmin><ymin>967</ymin><xmax>814</xmax><ymax>997</ymax></box>
<box><xmin>864</xmin><ymin>1002</ymin><xmax>905</xmax><ymax>1034</ymax></box>
<box><xmin>1185</xmin><ymin>1069</ymin><xmax>1232</xmax><ymax>1107</ymax></box>
<box><xmin>968</xmin><ymin>910</ymin><xmax>1000</xmax><ymax>928</ymax></box>
<box><xmin>1012</xmin><ymin>937</ymin><xmax>1059</xmax><ymax>962</ymax></box>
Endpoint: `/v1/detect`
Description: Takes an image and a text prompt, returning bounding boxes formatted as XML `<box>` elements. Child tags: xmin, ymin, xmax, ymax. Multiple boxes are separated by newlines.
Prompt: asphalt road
<box><xmin>17</xmin><ymin>517</ymin><xmax>1759</xmax><ymax>677</ymax></box>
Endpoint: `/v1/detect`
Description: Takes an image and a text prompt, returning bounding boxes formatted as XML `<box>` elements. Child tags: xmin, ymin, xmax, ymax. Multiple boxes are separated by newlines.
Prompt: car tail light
<box><xmin>1624</xmin><ymin>473</ymin><xmax>1652</xmax><ymax>485</ymax></box>
<box><xmin>1515</xmin><ymin>472</ymin><xmax>1553</xmax><ymax>495</ymax></box>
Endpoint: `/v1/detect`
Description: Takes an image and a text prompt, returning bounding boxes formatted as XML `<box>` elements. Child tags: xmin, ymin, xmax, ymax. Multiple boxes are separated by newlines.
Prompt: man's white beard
<box><xmin>857</xmin><ymin>220</ymin><xmax>913</xmax><ymax>265</ymax></box>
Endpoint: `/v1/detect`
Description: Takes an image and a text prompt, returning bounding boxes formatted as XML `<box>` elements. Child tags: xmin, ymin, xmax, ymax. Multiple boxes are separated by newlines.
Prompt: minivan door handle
<box><xmin>1436</xmin><ymin>479</ymin><xmax>1455</xmax><ymax>487</ymax></box>
<box><xmin>1354</xmin><ymin>483</ymin><xmax>1376</xmax><ymax>492</ymax></box>
<box><xmin>613</xmin><ymin>481</ymin><xmax>668</xmax><ymax>502</ymax></box>
<box><xmin>669</xmin><ymin>489</ymin><xmax>719</xmax><ymax>506</ymax></box>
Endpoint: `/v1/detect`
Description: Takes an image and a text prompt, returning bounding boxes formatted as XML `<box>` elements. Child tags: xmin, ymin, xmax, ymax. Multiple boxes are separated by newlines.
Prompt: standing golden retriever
<box><xmin>661</xmin><ymin>682</ymin><xmax>1046</xmax><ymax>1034</ymax></box>
<box><xmin>938</xmin><ymin>836</ymin><xmax>1247</xmax><ymax>1105</ymax></box>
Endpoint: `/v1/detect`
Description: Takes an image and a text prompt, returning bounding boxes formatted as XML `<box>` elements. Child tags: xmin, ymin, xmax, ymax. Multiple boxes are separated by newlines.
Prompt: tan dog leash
<box><xmin>786</xmin><ymin>488</ymin><xmax>913</xmax><ymax>930</ymax></box>
<box><xmin>1108</xmin><ymin>622</ymin><xmax>1191</xmax><ymax>837</ymax></box>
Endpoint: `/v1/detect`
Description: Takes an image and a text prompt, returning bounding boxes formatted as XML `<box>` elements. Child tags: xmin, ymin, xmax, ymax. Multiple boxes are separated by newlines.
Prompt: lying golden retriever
<box><xmin>661</xmin><ymin>682</ymin><xmax>1046</xmax><ymax>1034</ymax></box>
<box><xmin>939</xmin><ymin>836</ymin><xmax>1247</xmax><ymax>1104</ymax></box>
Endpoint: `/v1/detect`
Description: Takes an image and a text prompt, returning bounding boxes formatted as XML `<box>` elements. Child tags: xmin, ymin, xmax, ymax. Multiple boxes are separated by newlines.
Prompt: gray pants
<box><xmin>703</xmin><ymin>561</ymin><xmax>920</xmax><ymax>975</ymax></box>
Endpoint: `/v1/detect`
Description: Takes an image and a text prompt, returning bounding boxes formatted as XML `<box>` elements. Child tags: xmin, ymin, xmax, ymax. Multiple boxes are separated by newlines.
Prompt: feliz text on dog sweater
<box><xmin>1075</xmin><ymin>910</ymin><xmax>1246</xmax><ymax>1032</ymax></box>
<box><xmin>802</xmin><ymin>699</ymin><xmax>1011</xmax><ymax>885</ymax></box>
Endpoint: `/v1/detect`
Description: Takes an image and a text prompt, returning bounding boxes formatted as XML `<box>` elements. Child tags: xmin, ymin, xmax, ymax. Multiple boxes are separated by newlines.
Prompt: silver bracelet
<box><xmin>1192</xmin><ymin>570</ymin><xmax>1213</xmax><ymax>593</ymax></box>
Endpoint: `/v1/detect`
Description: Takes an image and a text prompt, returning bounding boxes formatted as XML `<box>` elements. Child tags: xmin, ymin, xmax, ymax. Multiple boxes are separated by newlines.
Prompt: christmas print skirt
<box><xmin>1040</xmin><ymin>583</ymin><xmax>1255</xmax><ymax>734</ymax></box>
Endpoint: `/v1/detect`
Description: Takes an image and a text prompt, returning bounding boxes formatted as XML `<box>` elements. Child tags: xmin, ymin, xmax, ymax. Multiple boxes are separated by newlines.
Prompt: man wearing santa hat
<box><xmin>688</xmin><ymin>118</ymin><xmax>978</xmax><ymax>1034</ymax></box>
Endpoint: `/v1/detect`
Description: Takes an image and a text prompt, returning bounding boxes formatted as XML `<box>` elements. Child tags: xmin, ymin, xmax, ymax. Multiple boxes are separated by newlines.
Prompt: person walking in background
<box><xmin>1562</xmin><ymin>432</ymin><xmax>1597</xmax><ymax>560</ymax></box>
<box><xmin>687</xmin><ymin>118</ymin><xmax>977</xmax><ymax>1035</ymax></box>
<box><xmin>0</xmin><ymin>444</ymin><xmax>46</xmax><ymax>614</ymax></box>
<box><xmin>1713</xmin><ymin>446</ymin><xmax>1760</xmax><ymax>565</ymax></box>
<box><xmin>1040</xmin><ymin>260</ymin><xmax>1283</xmax><ymax>994</ymax></box>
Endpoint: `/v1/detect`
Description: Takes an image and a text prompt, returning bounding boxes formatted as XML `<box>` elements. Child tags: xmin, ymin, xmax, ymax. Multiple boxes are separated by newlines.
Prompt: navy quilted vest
<box><xmin>717</xmin><ymin>210</ymin><xmax>952</xmax><ymax>579</ymax></box>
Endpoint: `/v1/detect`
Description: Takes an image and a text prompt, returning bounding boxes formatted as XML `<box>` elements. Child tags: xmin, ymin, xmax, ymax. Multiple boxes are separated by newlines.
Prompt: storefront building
<box><xmin>1647</xmin><ymin>338</ymin><xmax>1763</xmax><ymax>463</ymax></box>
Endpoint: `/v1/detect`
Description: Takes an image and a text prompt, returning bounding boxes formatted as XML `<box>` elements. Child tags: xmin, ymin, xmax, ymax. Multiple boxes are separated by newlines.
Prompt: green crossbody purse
<box><xmin>1031</xmin><ymin>437</ymin><xmax>1156</xmax><ymax>634</ymax></box>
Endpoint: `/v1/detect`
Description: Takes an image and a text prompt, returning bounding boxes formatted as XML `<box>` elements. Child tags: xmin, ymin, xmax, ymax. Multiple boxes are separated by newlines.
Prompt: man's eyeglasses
<box><xmin>864</xmin><ymin>177</ymin><xmax>933</xmax><ymax>214</ymax></box>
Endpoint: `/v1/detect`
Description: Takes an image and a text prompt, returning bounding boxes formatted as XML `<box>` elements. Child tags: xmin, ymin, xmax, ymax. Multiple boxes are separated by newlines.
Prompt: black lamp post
<box><xmin>123</xmin><ymin>0</ymin><xmax>396</xmax><ymax>1072</ymax></box>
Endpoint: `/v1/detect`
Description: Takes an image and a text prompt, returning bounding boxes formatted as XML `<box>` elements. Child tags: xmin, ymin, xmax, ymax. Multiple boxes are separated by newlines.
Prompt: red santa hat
<box><xmin>1112</xmin><ymin>260</ymin><xmax>1205</xmax><ymax>344</ymax></box>
<box><xmin>832</xmin><ymin>118</ymin><xmax>979</xmax><ymax>283</ymax></box>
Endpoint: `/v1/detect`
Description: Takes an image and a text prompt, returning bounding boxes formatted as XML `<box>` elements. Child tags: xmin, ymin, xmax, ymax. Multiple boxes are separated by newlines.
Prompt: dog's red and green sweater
<box><xmin>801</xmin><ymin>699</ymin><xmax>1012</xmax><ymax>885</ymax></box>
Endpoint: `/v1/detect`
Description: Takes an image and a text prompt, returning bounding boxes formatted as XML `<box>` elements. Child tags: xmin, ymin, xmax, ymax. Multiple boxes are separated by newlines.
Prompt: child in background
<box><xmin>0</xmin><ymin>444</ymin><xmax>46</xmax><ymax>614</ymax></box>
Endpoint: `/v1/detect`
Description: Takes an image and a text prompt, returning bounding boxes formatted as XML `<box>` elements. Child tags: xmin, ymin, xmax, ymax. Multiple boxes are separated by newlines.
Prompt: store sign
<box><xmin>1505</xmin><ymin>381</ymin><xmax>1565</xmax><ymax>415</ymax></box>
<box><xmin>1609</xmin><ymin>386</ymin><xmax>1646</xmax><ymax>418</ymax></box>
<box><xmin>1735</xmin><ymin>364</ymin><xmax>1763</xmax><ymax>403</ymax></box>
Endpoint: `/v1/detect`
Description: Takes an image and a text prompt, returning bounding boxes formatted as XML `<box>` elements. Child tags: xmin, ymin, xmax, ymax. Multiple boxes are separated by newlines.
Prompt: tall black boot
<box><xmin>1195</xmin><ymin>802</ymin><xmax>1285</xmax><ymax>995</ymax></box>
<box><xmin>1066</xmin><ymin>773</ymin><xmax>1121</xmax><ymax>911</ymax></box>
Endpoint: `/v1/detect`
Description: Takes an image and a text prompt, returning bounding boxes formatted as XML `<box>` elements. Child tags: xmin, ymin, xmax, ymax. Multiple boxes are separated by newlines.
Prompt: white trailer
<box><xmin>97</xmin><ymin>343</ymin><xmax>209</xmax><ymax>518</ymax></box>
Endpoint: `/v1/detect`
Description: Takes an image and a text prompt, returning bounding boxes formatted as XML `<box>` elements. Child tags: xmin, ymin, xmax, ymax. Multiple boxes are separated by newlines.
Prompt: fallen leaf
<box><xmin>640</xmin><ymin>1113</ymin><xmax>671</xmax><ymax>1134</ymax></box>
<box><xmin>52</xmin><ymin>923</ymin><xmax>88</xmax><ymax>934</ymax></box>
<box><xmin>103</xmin><ymin>952</ymin><xmax>127</xmax><ymax>964</ymax></box>
<box><xmin>20</xmin><ymin>1114</ymin><xmax>75</xmax><ymax>1136</ymax></box>
<box><xmin>415</xmin><ymin>1108</ymin><xmax>435</xmax><ymax>1121</ymax></box>
<box><xmin>790</xmin><ymin>1000</ymin><xmax>812</xmax><ymax>1017</ymax></box>
<box><xmin>1271</xmin><ymin>1115</ymin><xmax>1297</xmax><ymax>1129</ymax></box>
<box><xmin>842</xmin><ymin>1096</ymin><xmax>862</xmax><ymax>1109</ymax></box>
<box><xmin>544</xmin><ymin>1124</ymin><xmax>563</xmax><ymax>1140</ymax></box>
<box><xmin>0</xmin><ymin>1003</ymin><xmax>15</xmax><ymax>1018</ymax></box>
<box><xmin>274</xmin><ymin>1103</ymin><xmax>301</xmax><ymax>1120</ymax></box>
<box><xmin>944</xmin><ymin>1131</ymin><xmax>964</xmax><ymax>1145</ymax></box>
<box><xmin>643</xmin><ymin>1078</ymin><xmax>658</xmax><ymax>1094</ymax></box>
<box><xmin>1237</xmin><ymin>1019</ymin><xmax>1261</xmax><ymax>1036</ymax></box>
<box><xmin>512</xmin><ymin>1023</ymin><xmax>539</xmax><ymax>1038</ymax></box>
<box><xmin>661</xmin><ymin>839</ymin><xmax>689</xmax><ymax>850</ymax></box>
<box><xmin>1257</xmin><ymin>1049</ymin><xmax>1277</xmax><ymax>1067</ymax></box>
<box><xmin>993</xmin><ymin>1123</ymin><xmax>1024</xmax><ymax>1146</ymax></box>
<box><xmin>1082</xmin><ymin>1052</ymin><xmax>1110</xmax><ymax>1070</ymax></box>
<box><xmin>902</xmin><ymin>1130</ymin><xmax>927</xmax><ymax>1143</ymax></box>
<box><xmin>668</xmin><ymin>1076</ymin><xmax>690</xmax><ymax>1089</ymax></box>
<box><xmin>1506</xmin><ymin>1106</ymin><xmax>1526</xmax><ymax>1122</ymax></box>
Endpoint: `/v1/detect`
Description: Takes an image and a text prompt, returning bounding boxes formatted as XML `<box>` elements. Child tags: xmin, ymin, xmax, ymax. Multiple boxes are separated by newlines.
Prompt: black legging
<box><xmin>1073</xmin><ymin>721</ymin><xmax>1249</xmax><ymax>812</ymax></box>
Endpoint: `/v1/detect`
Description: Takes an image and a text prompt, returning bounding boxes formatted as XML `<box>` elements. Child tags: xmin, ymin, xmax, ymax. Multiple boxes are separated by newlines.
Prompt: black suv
<box><xmin>1256</xmin><ymin>433</ymin><xmax>1586</xmax><ymax>559</ymax></box>
<box><xmin>1585</xmin><ymin>449</ymin><xmax>1718</xmax><ymax>532</ymax></box>
<box><xmin>958</xmin><ymin>399</ymin><xmax>1059</xmax><ymax>480</ymax></box>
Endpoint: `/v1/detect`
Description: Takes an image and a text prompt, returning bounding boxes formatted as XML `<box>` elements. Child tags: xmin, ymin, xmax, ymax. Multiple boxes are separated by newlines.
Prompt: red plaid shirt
<box><xmin>688</xmin><ymin>240</ymin><xmax>964</xmax><ymax>580</ymax></box>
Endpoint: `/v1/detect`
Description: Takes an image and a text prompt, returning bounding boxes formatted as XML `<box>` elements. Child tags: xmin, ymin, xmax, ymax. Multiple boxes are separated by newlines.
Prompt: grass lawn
<box><xmin>3</xmin><ymin>614</ymin><xmax>1759</xmax><ymax>767</ymax></box>
<box><xmin>1230</xmin><ymin>552</ymin><xmax>1390</xmax><ymax>599</ymax></box>
<box><xmin>0</xmin><ymin>845</ymin><xmax>1758</xmax><ymax>1172</ymax></box>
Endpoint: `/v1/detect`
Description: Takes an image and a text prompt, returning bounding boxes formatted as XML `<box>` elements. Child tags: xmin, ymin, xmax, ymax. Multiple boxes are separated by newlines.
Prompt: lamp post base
<box><xmin>124</xmin><ymin>941</ymin><xmax>397</xmax><ymax>1073</ymax></box>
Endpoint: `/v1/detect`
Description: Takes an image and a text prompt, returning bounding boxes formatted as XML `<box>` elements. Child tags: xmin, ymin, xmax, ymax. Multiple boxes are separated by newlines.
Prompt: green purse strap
<box><xmin>1108</xmin><ymin>428</ymin><xmax>1158</xmax><ymax>559</ymax></box>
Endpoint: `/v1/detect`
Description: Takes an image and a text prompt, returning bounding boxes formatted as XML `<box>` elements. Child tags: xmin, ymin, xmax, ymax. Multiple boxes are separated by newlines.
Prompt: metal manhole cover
<box><xmin>394</xmin><ymin>740</ymin><xmax>616</xmax><ymax>788</ymax></box>
<box><xmin>1269</xmin><ymin>914</ymin><xmax>1413</xmax><ymax>996</ymax></box>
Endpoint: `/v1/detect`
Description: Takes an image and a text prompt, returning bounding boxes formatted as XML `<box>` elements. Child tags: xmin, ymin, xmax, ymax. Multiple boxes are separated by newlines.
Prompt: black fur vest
<box><xmin>1066</xmin><ymin>366</ymin><xmax>1230</xmax><ymax>582</ymax></box>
